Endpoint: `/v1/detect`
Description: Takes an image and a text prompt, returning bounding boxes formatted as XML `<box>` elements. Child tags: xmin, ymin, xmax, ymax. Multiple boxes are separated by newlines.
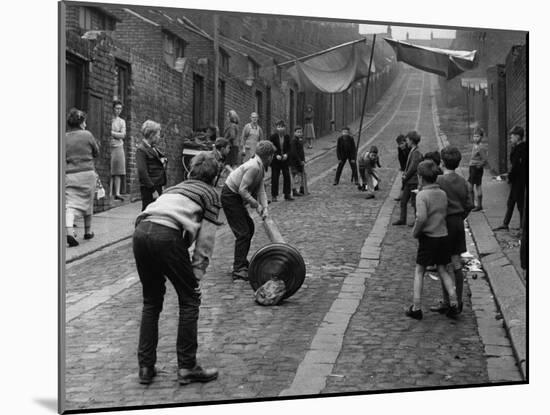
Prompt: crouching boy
<box><xmin>133</xmin><ymin>152</ymin><xmax>222</xmax><ymax>385</ymax></box>
<box><xmin>406</xmin><ymin>160</ymin><xmax>459</xmax><ymax>320</ymax></box>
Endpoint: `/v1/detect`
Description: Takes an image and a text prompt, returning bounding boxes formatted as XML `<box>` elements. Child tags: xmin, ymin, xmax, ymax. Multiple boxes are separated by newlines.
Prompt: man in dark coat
<box><xmin>393</xmin><ymin>130</ymin><xmax>423</xmax><ymax>226</ymax></box>
<box><xmin>268</xmin><ymin>120</ymin><xmax>294</xmax><ymax>202</ymax></box>
<box><xmin>494</xmin><ymin>125</ymin><xmax>527</xmax><ymax>231</ymax></box>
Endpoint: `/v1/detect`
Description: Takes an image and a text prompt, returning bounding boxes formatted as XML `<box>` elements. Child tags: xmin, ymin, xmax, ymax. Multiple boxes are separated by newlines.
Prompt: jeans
<box><xmin>335</xmin><ymin>157</ymin><xmax>358</xmax><ymax>184</ymax></box>
<box><xmin>400</xmin><ymin>182</ymin><xmax>417</xmax><ymax>222</ymax></box>
<box><xmin>503</xmin><ymin>182</ymin><xmax>525</xmax><ymax>226</ymax></box>
<box><xmin>221</xmin><ymin>185</ymin><xmax>254</xmax><ymax>272</ymax></box>
<box><xmin>133</xmin><ymin>221</ymin><xmax>200</xmax><ymax>370</ymax></box>
<box><xmin>140</xmin><ymin>185</ymin><xmax>163</xmax><ymax>211</ymax></box>
<box><xmin>271</xmin><ymin>163</ymin><xmax>291</xmax><ymax>197</ymax></box>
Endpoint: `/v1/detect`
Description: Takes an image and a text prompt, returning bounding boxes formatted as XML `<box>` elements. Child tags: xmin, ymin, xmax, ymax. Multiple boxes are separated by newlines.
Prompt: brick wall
<box><xmin>486</xmin><ymin>65</ymin><xmax>507</xmax><ymax>174</ymax></box>
<box><xmin>505</xmin><ymin>45</ymin><xmax>527</xmax><ymax>134</ymax></box>
<box><xmin>65</xmin><ymin>5</ymin><xmax>399</xmax><ymax>212</ymax></box>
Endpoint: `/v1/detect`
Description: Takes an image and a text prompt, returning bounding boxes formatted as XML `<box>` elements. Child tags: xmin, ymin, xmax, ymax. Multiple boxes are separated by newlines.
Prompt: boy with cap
<box><xmin>494</xmin><ymin>125</ymin><xmax>527</xmax><ymax>231</ymax></box>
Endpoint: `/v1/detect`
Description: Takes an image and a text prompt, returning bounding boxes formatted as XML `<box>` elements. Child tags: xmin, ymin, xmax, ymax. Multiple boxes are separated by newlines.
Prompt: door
<box><xmin>193</xmin><ymin>74</ymin><xmax>204</xmax><ymax>131</ymax></box>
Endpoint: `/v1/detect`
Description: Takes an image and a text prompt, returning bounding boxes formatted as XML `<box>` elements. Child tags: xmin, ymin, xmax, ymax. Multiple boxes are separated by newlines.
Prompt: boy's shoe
<box><xmin>493</xmin><ymin>224</ymin><xmax>509</xmax><ymax>231</ymax></box>
<box><xmin>457</xmin><ymin>302</ymin><xmax>463</xmax><ymax>314</ymax></box>
<box><xmin>299</xmin><ymin>187</ymin><xmax>305</xmax><ymax>195</ymax></box>
<box><xmin>84</xmin><ymin>232</ymin><xmax>94</xmax><ymax>240</ymax></box>
<box><xmin>284</xmin><ymin>195</ymin><xmax>294</xmax><ymax>201</ymax></box>
<box><xmin>374</xmin><ymin>184</ymin><xmax>380</xmax><ymax>191</ymax></box>
<box><xmin>333</xmin><ymin>182</ymin><xmax>338</xmax><ymax>186</ymax></box>
<box><xmin>392</xmin><ymin>220</ymin><xmax>406</xmax><ymax>226</ymax></box>
<box><xmin>232</xmin><ymin>269</ymin><xmax>249</xmax><ymax>281</ymax></box>
<box><xmin>138</xmin><ymin>366</ymin><xmax>157</xmax><ymax>385</ymax></box>
<box><xmin>429</xmin><ymin>301</ymin><xmax>450</xmax><ymax>314</ymax></box>
<box><xmin>405</xmin><ymin>305</ymin><xmax>423</xmax><ymax>320</ymax></box>
<box><xmin>177</xmin><ymin>365</ymin><xmax>218</xmax><ymax>385</ymax></box>
<box><xmin>67</xmin><ymin>235</ymin><xmax>79</xmax><ymax>247</ymax></box>
<box><xmin>271</xmin><ymin>196</ymin><xmax>278</xmax><ymax>203</ymax></box>
<box><xmin>292</xmin><ymin>190</ymin><xmax>303</xmax><ymax>197</ymax></box>
<box><xmin>446</xmin><ymin>304</ymin><xmax>459</xmax><ymax>319</ymax></box>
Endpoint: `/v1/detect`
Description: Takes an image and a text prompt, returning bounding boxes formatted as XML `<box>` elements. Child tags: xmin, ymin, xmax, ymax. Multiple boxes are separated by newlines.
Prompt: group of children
<box><xmin>333</xmin><ymin>126</ymin><xmax>381</xmax><ymax>199</ymax></box>
<box><xmin>331</xmin><ymin>126</ymin><xmax>489</xmax><ymax>320</ymax></box>
<box><xmin>393</xmin><ymin>129</ymin><xmax>489</xmax><ymax>320</ymax></box>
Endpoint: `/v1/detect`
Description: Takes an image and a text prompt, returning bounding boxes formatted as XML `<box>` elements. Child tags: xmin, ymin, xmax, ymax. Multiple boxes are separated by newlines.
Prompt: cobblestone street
<box><xmin>63</xmin><ymin>70</ymin><xmax>522</xmax><ymax>412</ymax></box>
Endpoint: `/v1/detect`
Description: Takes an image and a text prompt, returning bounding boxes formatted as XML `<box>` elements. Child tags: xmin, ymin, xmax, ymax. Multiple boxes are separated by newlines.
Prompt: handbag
<box><xmin>95</xmin><ymin>172</ymin><xmax>105</xmax><ymax>200</ymax></box>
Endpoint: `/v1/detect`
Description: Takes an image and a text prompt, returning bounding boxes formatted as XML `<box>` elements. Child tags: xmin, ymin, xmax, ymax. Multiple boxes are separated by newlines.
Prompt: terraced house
<box><xmin>62</xmin><ymin>1</ymin><xmax>397</xmax><ymax>210</ymax></box>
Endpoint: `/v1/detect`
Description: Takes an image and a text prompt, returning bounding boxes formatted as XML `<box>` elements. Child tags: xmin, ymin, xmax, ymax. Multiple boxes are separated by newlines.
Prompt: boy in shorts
<box><xmin>468</xmin><ymin>127</ymin><xmax>488</xmax><ymax>211</ymax></box>
<box><xmin>289</xmin><ymin>126</ymin><xmax>306</xmax><ymax>197</ymax></box>
<box><xmin>432</xmin><ymin>146</ymin><xmax>474</xmax><ymax>314</ymax></box>
<box><xmin>406</xmin><ymin>160</ymin><xmax>459</xmax><ymax>320</ymax></box>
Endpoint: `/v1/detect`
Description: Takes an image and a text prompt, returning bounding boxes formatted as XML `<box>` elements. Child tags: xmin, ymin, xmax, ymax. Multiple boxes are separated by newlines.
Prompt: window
<box><xmin>219</xmin><ymin>49</ymin><xmax>230</xmax><ymax>73</ymax></box>
<box><xmin>114</xmin><ymin>60</ymin><xmax>130</xmax><ymax>105</ymax></box>
<box><xmin>79</xmin><ymin>7</ymin><xmax>92</xmax><ymax>31</ymax></box>
<box><xmin>79</xmin><ymin>7</ymin><xmax>115</xmax><ymax>31</ymax></box>
<box><xmin>163</xmin><ymin>31</ymin><xmax>186</xmax><ymax>68</ymax></box>
<box><xmin>248</xmin><ymin>59</ymin><xmax>260</xmax><ymax>81</ymax></box>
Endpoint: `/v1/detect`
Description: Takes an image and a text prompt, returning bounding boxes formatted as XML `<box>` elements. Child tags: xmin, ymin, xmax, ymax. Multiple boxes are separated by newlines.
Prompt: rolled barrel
<box><xmin>248</xmin><ymin>217</ymin><xmax>306</xmax><ymax>300</ymax></box>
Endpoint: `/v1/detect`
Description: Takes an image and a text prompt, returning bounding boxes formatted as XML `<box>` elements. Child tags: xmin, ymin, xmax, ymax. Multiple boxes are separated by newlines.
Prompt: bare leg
<box><xmin>451</xmin><ymin>255</ymin><xmax>464</xmax><ymax>307</ymax></box>
<box><xmin>114</xmin><ymin>176</ymin><xmax>121</xmax><ymax>197</ymax></box>
<box><xmin>412</xmin><ymin>264</ymin><xmax>425</xmax><ymax>310</ymax></box>
<box><xmin>84</xmin><ymin>214</ymin><xmax>92</xmax><ymax>235</ymax></box>
<box><xmin>437</xmin><ymin>264</ymin><xmax>458</xmax><ymax>306</ymax></box>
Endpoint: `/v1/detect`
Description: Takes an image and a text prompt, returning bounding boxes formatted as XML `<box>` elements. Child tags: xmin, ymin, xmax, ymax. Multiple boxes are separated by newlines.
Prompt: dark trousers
<box><xmin>334</xmin><ymin>157</ymin><xmax>358</xmax><ymax>184</ymax></box>
<box><xmin>221</xmin><ymin>185</ymin><xmax>254</xmax><ymax>272</ymax></box>
<box><xmin>503</xmin><ymin>182</ymin><xmax>525</xmax><ymax>226</ymax></box>
<box><xmin>400</xmin><ymin>182</ymin><xmax>417</xmax><ymax>222</ymax></box>
<box><xmin>133</xmin><ymin>221</ymin><xmax>200</xmax><ymax>370</ymax></box>
<box><xmin>271</xmin><ymin>163</ymin><xmax>291</xmax><ymax>197</ymax></box>
<box><xmin>140</xmin><ymin>185</ymin><xmax>163</xmax><ymax>211</ymax></box>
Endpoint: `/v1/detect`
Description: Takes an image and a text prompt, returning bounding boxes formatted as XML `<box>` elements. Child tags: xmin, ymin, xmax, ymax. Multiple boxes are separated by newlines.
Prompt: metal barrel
<box><xmin>248</xmin><ymin>217</ymin><xmax>306</xmax><ymax>300</ymax></box>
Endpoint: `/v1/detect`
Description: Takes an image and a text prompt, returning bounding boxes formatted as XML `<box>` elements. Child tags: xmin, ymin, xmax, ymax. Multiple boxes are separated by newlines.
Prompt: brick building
<box><xmin>63</xmin><ymin>2</ymin><xmax>397</xmax><ymax>211</ymax></box>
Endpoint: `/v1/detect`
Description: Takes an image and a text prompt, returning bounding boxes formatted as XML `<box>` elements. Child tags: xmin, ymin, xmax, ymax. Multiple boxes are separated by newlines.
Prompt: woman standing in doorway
<box><xmin>304</xmin><ymin>104</ymin><xmax>316</xmax><ymax>149</ymax></box>
<box><xmin>110</xmin><ymin>100</ymin><xmax>127</xmax><ymax>201</ymax></box>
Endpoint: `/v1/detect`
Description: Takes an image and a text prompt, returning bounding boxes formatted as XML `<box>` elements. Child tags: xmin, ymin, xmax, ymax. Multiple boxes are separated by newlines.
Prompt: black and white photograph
<box><xmin>53</xmin><ymin>0</ymin><xmax>535</xmax><ymax>413</ymax></box>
